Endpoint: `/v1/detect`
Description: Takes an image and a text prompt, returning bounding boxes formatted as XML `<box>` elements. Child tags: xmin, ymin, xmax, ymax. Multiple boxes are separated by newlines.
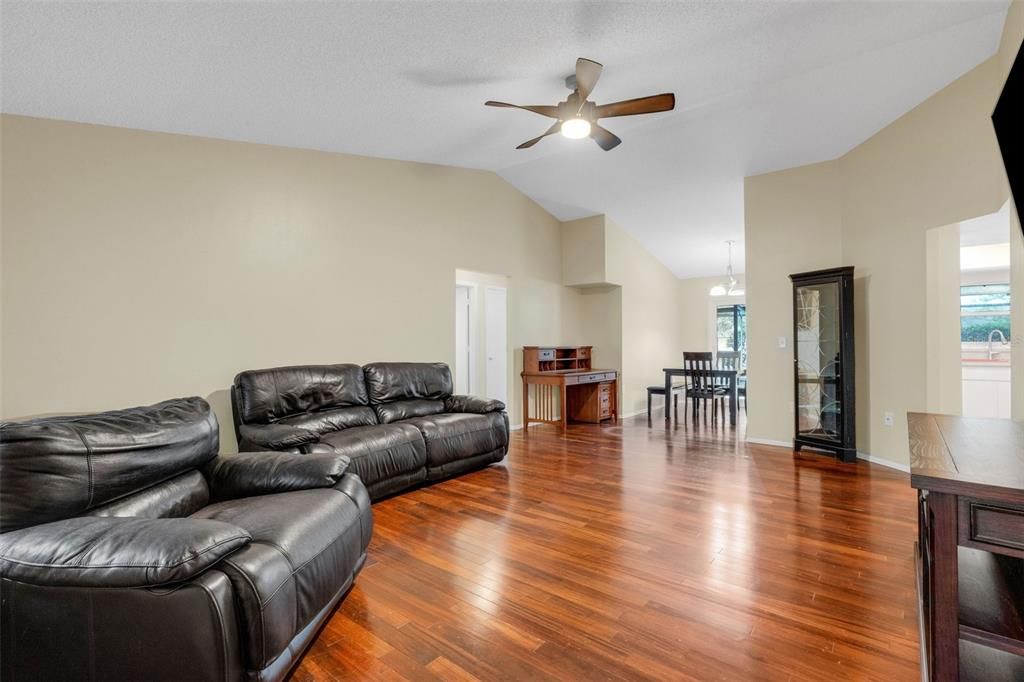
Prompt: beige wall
<box><xmin>677</xmin><ymin>275</ymin><xmax>747</xmax><ymax>357</ymax></box>
<box><xmin>561</xmin><ymin>216</ymin><xmax>608</xmax><ymax>287</ymax></box>
<box><xmin>744</xmin><ymin>1</ymin><xmax>1023</xmax><ymax>461</ymax></box>
<box><xmin>604</xmin><ymin>217</ymin><xmax>683</xmax><ymax>415</ymax></box>
<box><xmin>925</xmin><ymin>223</ymin><xmax>963</xmax><ymax>415</ymax></box>
<box><xmin>744</xmin><ymin>161</ymin><xmax>844</xmax><ymax>445</ymax></box>
<box><xmin>1</xmin><ymin>115</ymin><xmax>580</xmax><ymax>447</ymax></box>
<box><xmin>0</xmin><ymin>116</ymin><xmax>685</xmax><ymax>441</ymax></box>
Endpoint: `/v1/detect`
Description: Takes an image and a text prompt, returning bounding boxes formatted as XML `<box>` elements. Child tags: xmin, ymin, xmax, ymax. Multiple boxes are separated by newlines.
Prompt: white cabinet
<box><xmin>962</xmin><ymin>364</ymin><xmax>1012</xmax><ymax>419</ymax></box>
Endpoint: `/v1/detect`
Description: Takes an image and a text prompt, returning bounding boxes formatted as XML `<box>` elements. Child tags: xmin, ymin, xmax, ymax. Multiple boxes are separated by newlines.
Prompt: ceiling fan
<box><xmin>485</xmin><ymin>57</ymin><xmax>675</xmax><ymax>151</ymax></box>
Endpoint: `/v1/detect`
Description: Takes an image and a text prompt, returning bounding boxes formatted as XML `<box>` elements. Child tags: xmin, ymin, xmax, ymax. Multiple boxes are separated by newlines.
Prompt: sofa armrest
<box><xmin>203</xmin><ymin>451</ymin><xmax>351</xmax><ymax>500</ymax></box>
<box><xmin>445</xmin><ymin>395</ymin><xmax>506</xmax><ymax>414</ymax></box>
<box><xmin>0</xmin><ymin>517</ymin><xmax>250</xmax><ymax>588</ymax></box>
<box><xmin>238</xmin><ymin>423</ymin><xmax>320</xmax><ymax>450</ymax></box>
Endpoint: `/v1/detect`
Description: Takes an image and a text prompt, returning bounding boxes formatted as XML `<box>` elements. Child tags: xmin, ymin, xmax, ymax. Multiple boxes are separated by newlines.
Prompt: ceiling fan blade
<box><xmin>590</xmin><ymin>123</ymin><xmax>621</xmax><ymax>151</ymax></box>
<box><xmin>516</xmin><ymin>122</ymin><xmax>561</xmax><ymax>149</ymax></box>
<box><xmin>574</xmin><ymin>58</ymin><xmax>603</xmax><ymax>110</ymax></box>
<box><xmin>594</xmin><ymin>93</ymin><xmax>675</xmax><ymax>119</ymax></box>
<box><xmin>485</xmin><ymin>101</ymin><xmax>560</xmax><ymax>118</ymax></box>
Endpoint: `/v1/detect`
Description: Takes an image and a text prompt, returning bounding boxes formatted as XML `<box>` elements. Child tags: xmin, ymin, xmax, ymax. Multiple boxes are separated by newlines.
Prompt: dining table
<box><xmin>662</xmin><ymin>367</ymin><xmax>739</xmax><ymax>426</ymax></box>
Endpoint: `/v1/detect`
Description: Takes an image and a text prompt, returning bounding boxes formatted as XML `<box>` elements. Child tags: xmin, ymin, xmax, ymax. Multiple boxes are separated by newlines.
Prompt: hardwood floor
<box><xmin>292</xmin><ymin>414</ymin><xmax>920</xmax><ymax>681</ymax></box>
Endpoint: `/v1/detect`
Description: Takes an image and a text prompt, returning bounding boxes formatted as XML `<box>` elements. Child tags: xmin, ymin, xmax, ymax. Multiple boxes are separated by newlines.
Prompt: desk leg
<box><xmin>522</xmin><ymin>379</ymin><xmax>529</xmax><ymax>433</ymax></box>
<box><xmin>730</xmin><ymin>378</ymin><xmax>737</xmax><ymax>426</ymax></box>
<box><xmin>613</xmin><ymin>379</ymin><xmax>618</xmax><ymax>422</ymax></box>
<box><xmin>560</xmin><ymin>384</ymin><xmax>568</xmax><ymax>431</ymax></box>
<box><xmin>664</xmin><ymin>372</ymin><xmax>673</xmax><ymax>423</ymax></box>
<box><xmin>929</xmin><ymin>492</ymin><xmax>959</xmax><ymax>681</ymax></box>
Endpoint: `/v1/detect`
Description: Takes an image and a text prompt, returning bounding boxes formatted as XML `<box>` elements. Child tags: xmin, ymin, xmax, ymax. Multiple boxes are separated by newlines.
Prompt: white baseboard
<box><xmin>619</xmin><ymin>408</ymin><xmax>648</xmax><ymax>419</ymax></box>
<box><xmin>745</xmin><ymin>437</ymin><xmax>910</xmax><ymax>473</ymax></box>
<box><xmin>856</xmin><ymin>452</ymin><xmax>910</xmax><ymax>473</ymax></box>
<box><xmin>745</xmin><ymin>437</ymin><xmax>792</xmax><ymax>449</ymax></box>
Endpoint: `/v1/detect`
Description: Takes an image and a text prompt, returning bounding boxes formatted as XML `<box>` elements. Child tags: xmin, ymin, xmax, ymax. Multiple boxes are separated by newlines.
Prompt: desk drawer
<box><xmin>538</xmin><ymin>349</ymin><xmax>556</xmax><ymax>361</ymax></box>
<box><xmin>961</xmin><ymin>499</ymin><xmax>1024</xmax><ymax>555</ymax></box>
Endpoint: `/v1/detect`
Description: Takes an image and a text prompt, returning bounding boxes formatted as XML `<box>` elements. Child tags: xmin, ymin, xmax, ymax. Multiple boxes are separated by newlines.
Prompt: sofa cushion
<box><xmin>403</xmin><ymin>412</ymin><xmax>508</xmax><ymax>470</ymax></box>
<box><xmin>190</xmin><ymin>486</ymin><xmax>368</xmax><ymax>671</ymax></box>
<box><xmin>203</xmin><ymin>451</ymin><xmax>351</xmax><ymax>501</ymax></box>
<box><xmin>374</xmin><ymin>398</ymin><xmax>446</xmax><ymax>424</ymax></box>
<box><xmin>363</xmin><ymin>362</ymin><xmax>453</xmax><ymax>424</ymax></box>
<box><xmin>85</xmin><ymin>470</ymin><xmax>211</xmax><ymax>520</ymax></box>
<box><xmin>0</xmin><ymin>397</ymin><xmax>218</xmax><ymax>532</ymax></box>
<box><xmin>233</xmin><ymin>364</ymin><xmax>369</xmax><ymax>425</ymax></box>
<box><xmin>318</xmin><ymin>423</ymin><xmax>426</xmax><ymax>490</ymax></box>
<box><xmin>363</xmin><ymin>362</ymin><xmax>452</xmax><ymax>402</ymax></box>
<box><xmin>0</xmin><ymin>516</ymin><xmax>251</xmax><ymax>588</ymax></box>
<box><xmin>277</xmin><ymin>405</ymin><xmax>377</xmax><ymax>433</ymax></box>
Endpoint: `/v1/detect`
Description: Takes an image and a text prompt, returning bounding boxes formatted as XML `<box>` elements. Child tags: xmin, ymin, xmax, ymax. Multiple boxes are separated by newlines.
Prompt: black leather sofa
<box><xmin>0</xmin><ymin>397</ymin><xmax>372</xmax><ymax>682</ymax></box>
<box><xmin>231</xmin><ymin>362</ymin><xmax>509</xmax><ymax>500</ymax></box>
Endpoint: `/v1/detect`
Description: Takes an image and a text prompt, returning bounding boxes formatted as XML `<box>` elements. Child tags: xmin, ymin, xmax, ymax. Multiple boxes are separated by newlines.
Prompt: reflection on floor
<box><xmin>292</xmin><ymin>412</ymin><xmax>919</xmax><ymax>681</ymax></box>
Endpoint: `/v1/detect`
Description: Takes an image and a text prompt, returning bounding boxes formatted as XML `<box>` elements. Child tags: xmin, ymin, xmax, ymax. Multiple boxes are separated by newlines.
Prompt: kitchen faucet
<box><xmin>987</xmin><ymin>329</ymin><xmax>1008</xmax><ymax>360</ymax></box>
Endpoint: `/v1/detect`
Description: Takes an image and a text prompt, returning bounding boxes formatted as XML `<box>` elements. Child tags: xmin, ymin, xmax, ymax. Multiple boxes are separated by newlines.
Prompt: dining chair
<box><xmin>646</xmin><ymin>384</ymin><xmax>683</xmax><ymax>422</ymax></box>
<box><xmin>683</xmin><ymin>352</ymin><xmax>727</xmax><ymax>424</ymax></box>
<box><xmin>717</xmin><ymin>351</ymin><xmax>746</xmax><ymax>414</ymax></box>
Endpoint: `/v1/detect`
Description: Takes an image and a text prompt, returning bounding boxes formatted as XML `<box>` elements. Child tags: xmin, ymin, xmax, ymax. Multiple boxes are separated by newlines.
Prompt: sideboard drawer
<box><xmin>960</xmin><ymin>499</ymin><xmax>1024</xmax><ymax>555</ymax></box>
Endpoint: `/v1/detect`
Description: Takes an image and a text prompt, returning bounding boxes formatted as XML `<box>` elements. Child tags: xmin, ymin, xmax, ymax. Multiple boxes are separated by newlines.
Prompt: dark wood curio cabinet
<box><xmin>790</xmin><ymin>267</ymin><xmax>856</xmax><ymax>462</ymax></box>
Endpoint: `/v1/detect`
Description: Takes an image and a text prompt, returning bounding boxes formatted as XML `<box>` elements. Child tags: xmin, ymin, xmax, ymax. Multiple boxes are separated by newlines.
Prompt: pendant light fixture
<box><xmin>709</xmin><ymin>240</ymin><xmax>744</xmax><ymax>296</ymax></box>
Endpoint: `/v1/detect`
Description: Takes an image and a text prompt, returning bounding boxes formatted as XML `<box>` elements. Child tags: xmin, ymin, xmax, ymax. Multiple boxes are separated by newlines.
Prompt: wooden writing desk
<box><xmin>908</xmin><ymin>412</ymin><xmax>1024</xmax><ymax>681</ymax></box>
<box><xmin>521</xmin><ymin>346</ymin><xmax>618</xmax><ymax>431</ymax></box>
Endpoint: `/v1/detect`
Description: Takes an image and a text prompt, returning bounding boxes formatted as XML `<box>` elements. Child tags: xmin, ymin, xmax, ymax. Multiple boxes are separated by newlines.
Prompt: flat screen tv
<box><xmin>993</xmin><ymin>40</ymin><xmax>1022</xmax><ymax>237</ymax></box>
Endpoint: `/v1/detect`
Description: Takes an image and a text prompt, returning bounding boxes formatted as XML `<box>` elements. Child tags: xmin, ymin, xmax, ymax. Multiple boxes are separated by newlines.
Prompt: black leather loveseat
<box><xmin>231</xmin><ymin>362</ymin><xmax>508</xmax><ymax>500</ymax></box>
<box><xmin>0</xmin><ymin>397</ymin><xmax>372</xmax><ymax>682</ymax></box>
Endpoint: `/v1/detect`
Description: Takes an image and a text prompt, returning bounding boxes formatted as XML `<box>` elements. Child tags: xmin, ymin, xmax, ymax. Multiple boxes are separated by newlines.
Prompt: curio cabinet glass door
<box><xmin>790</xmin><ymin>267</ymin><xmax>855</xmax><ymax>462</ymax></box>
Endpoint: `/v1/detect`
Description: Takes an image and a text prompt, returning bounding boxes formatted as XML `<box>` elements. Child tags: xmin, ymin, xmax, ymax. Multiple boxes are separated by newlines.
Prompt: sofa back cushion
<box><xmin>363</xmin><ymin>363</ymin><xmax>453</xmax><ymax>423</ymax></box>
<box><xmin>0</xmin><ymin>397</ymin><xmax>218</xmax><ymax>532</ymax></box>
<box><xmin>232</xmin><ymin>365</ymin><xmax>371</xmax><ymax>433</ymax></box>
<box><xmin>84</xmin><ymin>470</ymin><xmax>211</xmax><ymax>520</ymax></box>
<box><xmin>276</xmin><ymin>406</ymin><xmax>377</xmax><ymax>434</ymax></box>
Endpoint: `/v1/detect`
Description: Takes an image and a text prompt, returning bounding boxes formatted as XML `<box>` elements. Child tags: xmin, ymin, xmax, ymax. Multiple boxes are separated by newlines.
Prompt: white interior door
<box><xmin>454</xmin><ymin>285</ymin><xmax>471</xmax><ymax>395</ymax></box>
<box><xmin>484</xmin><ymin>286</ymin><xmax>507</xmax><ymax>404</ymax></box>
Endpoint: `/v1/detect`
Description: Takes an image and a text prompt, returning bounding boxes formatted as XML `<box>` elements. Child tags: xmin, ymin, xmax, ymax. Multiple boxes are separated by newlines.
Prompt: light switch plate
<box><xmin>883</xmin><ymin>412</ymin><xmax>894</xmax><ymax>427</ymax></box>
<box><xmin>778</xmin><ymin>336</ymin><xmax>788</xmax><ymax>349</ymax></box>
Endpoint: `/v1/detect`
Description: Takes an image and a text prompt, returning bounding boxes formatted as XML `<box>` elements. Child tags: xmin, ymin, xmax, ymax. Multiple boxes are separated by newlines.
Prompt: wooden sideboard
<box><xmin>521</xmin><ymin>346</ymin><xmax>618</xmax><ymax>431</ymax></box>
<box><xmin>908</xmin><ymin>412</ymin><xmax>1024</xmax><ymax>681</ymax></box>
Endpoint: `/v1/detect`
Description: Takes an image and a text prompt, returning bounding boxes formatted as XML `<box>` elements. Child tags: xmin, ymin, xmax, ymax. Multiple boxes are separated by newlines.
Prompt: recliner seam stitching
<box><xmin>223</xmin><ymin>557</ymin><xmax>267</xmax><ymax>667</ymax></box>
<box><xmin>195</xmin><ymin>577</ymin><xmax>230</xmax><ymax>681</ymax></box>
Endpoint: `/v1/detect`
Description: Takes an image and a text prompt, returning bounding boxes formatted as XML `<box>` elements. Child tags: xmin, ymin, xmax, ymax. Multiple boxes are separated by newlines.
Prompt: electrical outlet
<box><xmin>883</xmin><ymin>412</ymin><xmax>894</xmax><ymax>427</ymax></box>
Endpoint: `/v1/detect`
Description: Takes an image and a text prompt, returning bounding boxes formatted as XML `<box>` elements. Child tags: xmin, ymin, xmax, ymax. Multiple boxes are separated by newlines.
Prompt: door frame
<box><xmin>484</xmin><ymin>284</ymin><xmax>509</xmax><ymax>405</ymax></box>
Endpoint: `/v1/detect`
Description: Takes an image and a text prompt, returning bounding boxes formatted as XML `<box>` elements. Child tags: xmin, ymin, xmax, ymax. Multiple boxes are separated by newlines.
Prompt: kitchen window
<box><xmin>960</xmin><ymin>283</ymin><xmax>1011</xmax><ymax>342</ymax></box>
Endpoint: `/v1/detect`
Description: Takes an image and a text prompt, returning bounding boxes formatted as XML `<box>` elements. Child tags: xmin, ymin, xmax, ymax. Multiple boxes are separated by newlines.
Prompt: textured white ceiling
<box><xmin>1</xmin><ymin>1</ymin><xmax>1011</xmax><ymax>277</ymax></box>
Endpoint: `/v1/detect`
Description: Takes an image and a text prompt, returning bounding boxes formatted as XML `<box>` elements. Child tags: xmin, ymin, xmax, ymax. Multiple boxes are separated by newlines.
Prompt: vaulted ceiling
<box><xmin>2</xmin><ymin>1</ymin><xmax>1011</xmax><ymax>277</ymax></box>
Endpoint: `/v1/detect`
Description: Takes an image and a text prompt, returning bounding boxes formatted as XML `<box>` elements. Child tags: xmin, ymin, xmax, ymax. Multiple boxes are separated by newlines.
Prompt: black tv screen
<box><xmin>993</xmin><ymin>40</ymin><xmax>1022</xmax><ymax>237</ymax></box>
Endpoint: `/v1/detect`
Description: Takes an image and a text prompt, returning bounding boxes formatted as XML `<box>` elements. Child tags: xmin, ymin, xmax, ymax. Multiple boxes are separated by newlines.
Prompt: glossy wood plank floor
<box><xmin>292</xmin><ymin>413</ymin><xmax>920</xmax><ymax>681</ymax></box>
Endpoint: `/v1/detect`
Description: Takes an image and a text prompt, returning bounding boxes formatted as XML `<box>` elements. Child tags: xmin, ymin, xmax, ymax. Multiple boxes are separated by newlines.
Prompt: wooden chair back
<box><xmin>683</xmin><ymin>352</ymin><xmax>714</xmax><ymax>392</ymax></box>
<box><xmin>717</xmin><ymin>351</ymin><xmax>740</xmax><ymax>371</ymax></box>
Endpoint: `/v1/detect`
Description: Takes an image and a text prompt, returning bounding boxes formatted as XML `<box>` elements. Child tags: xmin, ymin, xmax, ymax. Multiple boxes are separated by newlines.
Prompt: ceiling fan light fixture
<box><xmin>709</xmin><ymin>284</ymin><xmax>728</xmax><ymax>296</ymax></box>
<box><xmin>561</xmin><ymin>117</ymin><xmax>591</xmax><ymax>139</ymax></box>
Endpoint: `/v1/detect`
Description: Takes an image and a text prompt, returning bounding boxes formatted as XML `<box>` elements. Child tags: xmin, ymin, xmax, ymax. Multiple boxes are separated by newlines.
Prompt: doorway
<box><xmin>454</xmin><ymin>285</ymin><xmax>472</xmax><ymax>394</ymax></box>
<box><xmin>925</xmin><ymin>201</ymin><xmax>1014</xmax><ymax>418</ymax></box>
<box><xmin>453</xmin><ymin>270</ymin><xmax>509</xmax><ymax>404</ymax></box>
<box><xmin>485</xmin><ymin>286</ymin><xmax>508</xmax><ymax>405</ymax></box>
